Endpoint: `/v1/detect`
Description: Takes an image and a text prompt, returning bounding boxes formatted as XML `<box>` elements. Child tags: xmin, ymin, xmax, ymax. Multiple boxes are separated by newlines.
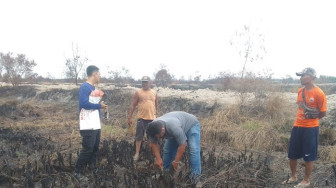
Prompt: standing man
<box><xmin>75</xmin><ymin>65</ymin><xmax>108</xmax><ymax>180</ymax></box>
<box><xmin>128</xmin><ymin>76</ymin><xmax>158</xmax><ymax>161</ymax></box>
<box><xmin>283</xmin><ymin>68</ymin><xmax>327</xmax><ymax>187</ymax></box>
<box><xmin>146</xmin><ymin>111</ymin><xmax>202</xmax><ymax>186</ymax></box>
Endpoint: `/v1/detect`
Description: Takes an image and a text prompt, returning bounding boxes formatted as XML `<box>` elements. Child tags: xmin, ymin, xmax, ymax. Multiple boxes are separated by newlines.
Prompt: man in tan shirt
<box><xmin>128</xmin><ymin>76</ymin><xmax>158</xmax><ymax>161</ymax></box>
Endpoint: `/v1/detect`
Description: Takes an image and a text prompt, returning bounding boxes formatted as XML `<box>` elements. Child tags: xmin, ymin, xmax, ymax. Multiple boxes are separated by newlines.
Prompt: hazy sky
<box><xmin>0</xmin><ymin>0</ymin><xmax>335</xmax><ymax>79</ymax></box>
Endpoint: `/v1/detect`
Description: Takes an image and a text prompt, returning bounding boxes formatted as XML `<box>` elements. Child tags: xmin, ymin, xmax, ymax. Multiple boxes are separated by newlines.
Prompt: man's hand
<box><xmin>155</xmin><ymin>157</ymin><xmax>163</xmax><ymax>170</ymax></box>
<box><xmin>127</xmin><ymin>118</ymin><xmax>133</xmax><ymax>126</ymax></box>
<box><xmin>171</xmin><ymin>160</ymin><xmax>179</xmax><ymax>171</ymax></box>
<box><xmin>100</xmin><ymin>101</ymin><xmax>108</xmax><ymax>109</ymax></box>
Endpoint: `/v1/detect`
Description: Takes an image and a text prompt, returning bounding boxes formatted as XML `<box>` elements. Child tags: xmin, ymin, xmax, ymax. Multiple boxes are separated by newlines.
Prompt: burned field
<box><xmin>2</xmin><ymin>127</ymin><xmax>336</xmax><ymax>188</ymax></box>
<box><xmin>0</xmin><ymin>127</ymin><xmax>276</xmax><ymax>188</ymax></box>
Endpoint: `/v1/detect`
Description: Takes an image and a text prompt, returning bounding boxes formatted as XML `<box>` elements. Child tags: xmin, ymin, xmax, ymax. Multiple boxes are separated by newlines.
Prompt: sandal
<box><xmin>294</xmin><ymin>182</ymin><xmax>311</xmax><ymax>187</ymax></box>
<box><xmin>282</xmin><ymin>177</ymin><xmax>298</xmax><ymax>184</ymax></box>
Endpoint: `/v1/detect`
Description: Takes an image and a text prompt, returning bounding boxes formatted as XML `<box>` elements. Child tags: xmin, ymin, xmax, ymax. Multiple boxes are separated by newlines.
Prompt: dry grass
<box><xmin>319</xmin><ymin>146</ymin><xmax>336</xmax><ymax>162</ymax></box>
<box><xmin>202</xmin><ymin>113</ymin><xmax>281</xmax><ymax>151</ymax></box>
<box><xmin>201</xmin><ymin>91</ymin><xmax>295</xmax><ymax>152</ymax></box>
<box><xmin>320</xmin><ymin>128</ymin><xmax>336</xmax><ymax>146</ymax></box>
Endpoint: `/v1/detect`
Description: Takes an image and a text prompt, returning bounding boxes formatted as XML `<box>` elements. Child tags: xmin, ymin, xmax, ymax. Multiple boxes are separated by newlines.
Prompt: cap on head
<box><xmin>296</xmin><ymin>67</ymin><xmax>316</xmax><ymax>78</ymax></box>
<box><xmin>141</xmin><ymin>76</ymin><xmax>151</xmax><ymax>82</ymax></box>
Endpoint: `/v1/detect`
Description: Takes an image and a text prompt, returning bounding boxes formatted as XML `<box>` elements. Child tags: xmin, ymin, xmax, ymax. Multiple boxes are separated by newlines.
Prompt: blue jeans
<box><xmin>163</xmin><ymin>123</ymin><xmax>201</xmax><ymax>182</ymax></box>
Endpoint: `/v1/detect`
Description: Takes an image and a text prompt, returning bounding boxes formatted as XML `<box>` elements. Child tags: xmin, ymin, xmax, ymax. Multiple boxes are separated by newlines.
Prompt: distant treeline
<box><xmin>1</xmin><ymin>73</ymin><xmax>335</xmax><ymax>86</ymax></box>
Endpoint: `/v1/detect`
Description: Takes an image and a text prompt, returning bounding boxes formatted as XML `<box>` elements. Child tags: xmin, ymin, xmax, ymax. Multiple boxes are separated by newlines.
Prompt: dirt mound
<box><xmin>0</xmin><ymin>86</ymin><xmax>37</xmax><ymax>99</ymax></box>
<box><xmin>0</xmin><ymin>101</ymin><xmax>41</xmax><ymax>119</ymax></box>
<box><xmin>37</xmin><ymin>89</ymin><xmax>79</xmax><ymax>102</ymax></box>
<box><xmin>159</xmin><ymin>97</ymin><xmax>218</xmax><ymax>118</ymax></box>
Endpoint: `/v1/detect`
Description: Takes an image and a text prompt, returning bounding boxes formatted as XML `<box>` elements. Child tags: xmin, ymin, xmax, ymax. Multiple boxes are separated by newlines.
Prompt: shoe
<box><xmin>191</xmin><ymin>181</ymin><xmax>203</xmax><ymax>188</ymax></box>
<box><xmin>190</xmin><ymin>175</ymin><xmax>202</xmax><ymax>188</ymax></box>
<box><xmin>133</xmin><ymin>154</ymin><xmax>139</xmax><ymax>162</ymax></box>
<box><xmin>74</xmin><ymin>172</ymin><xmax>88</xmax><ymax>182</ymax></box>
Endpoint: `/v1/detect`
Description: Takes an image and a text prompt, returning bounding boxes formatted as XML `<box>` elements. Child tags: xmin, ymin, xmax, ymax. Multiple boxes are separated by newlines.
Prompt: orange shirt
<box><xmin>294</xmin><ymin>86</ymin><xmax>327</xmax><ymax>127</ymax></box>
<box><xmin>137</xmin><ymin>89</ymin><xmax>157</xmax><ymax>120</ymax></box>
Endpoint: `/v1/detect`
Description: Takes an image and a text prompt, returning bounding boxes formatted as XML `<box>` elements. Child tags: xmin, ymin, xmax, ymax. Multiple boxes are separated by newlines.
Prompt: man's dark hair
<box><xmin>147</xmin><ymin>121</ymin><xmax>164</xmax><ymax>137</ymax></box>
<box><xmin>86</xmin><ymin>65</ymin><xmax>99</xmax><ymax>77</ymax></box>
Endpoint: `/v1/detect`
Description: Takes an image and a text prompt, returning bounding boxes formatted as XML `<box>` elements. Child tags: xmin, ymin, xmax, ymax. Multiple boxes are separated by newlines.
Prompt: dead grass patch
<box><xmin>320</xmin><ymin>128</ymin><xmax>336</xmax><ymax>146</ymax></box>
<box><xmin>202</xmin><ymin>115</ymin><xmax>280</xmax><ymax>151</ymax></box>
<box><xmin>201</xmin><ymin>91</ymin><xmax>295</xmax><ymax>152</ymax></box>
<box><xmin>319</xmin><ymin>146</ymin><xmax>336</xmax><ymax>162</ymax></box>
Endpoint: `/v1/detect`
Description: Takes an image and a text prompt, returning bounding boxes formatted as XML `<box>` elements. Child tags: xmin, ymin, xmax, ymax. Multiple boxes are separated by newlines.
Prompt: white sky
<box><xmin>0</xmin><ymin>0</ymin><xmax>335</xmax><ymax>79</ymax></box>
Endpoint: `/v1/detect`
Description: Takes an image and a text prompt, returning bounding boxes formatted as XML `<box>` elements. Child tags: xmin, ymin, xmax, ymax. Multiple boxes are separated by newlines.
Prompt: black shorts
<box><xmin>288</xmin><ymin>126</ymin><xmax>319</xmax><ymax>162</ymax></box>
<box><xmin>135</xmin><ymin>119</ymin><xmax>153</xmax><ymax>141</ymax></box>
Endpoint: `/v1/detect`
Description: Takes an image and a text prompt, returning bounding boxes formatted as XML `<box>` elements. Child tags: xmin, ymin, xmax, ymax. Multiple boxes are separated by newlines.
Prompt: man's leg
<box><xmin>289</xmin><ymin>159</ymin><xmax>298</xmax><ymax>180</ymax></box>
<box><xmin>134</xmin><ymin>119</ymin><xmax>145</xmax><ymax>160</ymax></box>
<box><xmin>144</xmin><ymin>120</ymin><xmax>153</xmax><ymax>146</ymax></box>
<box><xmin>135</xmin><ymin>141</ymin><xmax>142</xmax><ymax>157</ymax></box>
<box><xmin>75</xmin><ymin>130</ymin><xmax>96</xmax><ymax>174</ymax></box>
<box><xmin>300</xmin><ymin>127</ymin><xmax>319</xmax><ymax>185</ymax></box>
<box><xmin>89</xmin><ymin>129</ymin><xmax>101</xmax><ymax>170</ymax></box>
<box><xmin>186</xmin><ymin>123</ymin><xmax>201</xmax><ymax>183</ymax></box>
<box><xmin>285</xmin><ymin>127</ymin><xmax>301</xmax><ymax>183</ymax></box>
<box><xmin>303</xmin><ymin>162</ymin><xmax>313</xmax><ymax>183</ymax></box>
<box><xmin>163</xmin><ymin>139</ymin><xmax>178</xmax><ymax>170</ymax></box>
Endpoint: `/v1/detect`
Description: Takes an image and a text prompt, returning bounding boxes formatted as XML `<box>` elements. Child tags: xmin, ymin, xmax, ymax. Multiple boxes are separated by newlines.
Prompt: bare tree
<box><xmin>193</xmin><ymin>71</ymin><xmax>202</xmax><ymax>83</ymax></box>
<box><xmin>230</xmin><ymin>25</ymin><xmax>266</xmax><ymax>78</ymax></box>
<box><xmin>0</xmin><ymin>52</ymin><xmax>37</xmax><ymax>87</ymax></box>
<box><xmin>108</xmin><ymin>66</ymin><xmax>134</xmax><ymax>86</ymax></box>
<box><xmin>65</xmin><ymin>44</ymin><xmax>87</xmax><ymax>85</ymax></box>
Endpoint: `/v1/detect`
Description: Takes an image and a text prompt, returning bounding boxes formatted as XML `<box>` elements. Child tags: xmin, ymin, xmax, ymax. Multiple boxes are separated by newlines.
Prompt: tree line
<box><xmin>0</xmin><ymin>51</ymin><xmax>335</xmax><ymax>88</ymax></box>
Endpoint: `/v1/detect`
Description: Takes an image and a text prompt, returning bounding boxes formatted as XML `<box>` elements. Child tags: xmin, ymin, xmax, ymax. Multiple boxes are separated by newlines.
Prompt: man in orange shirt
<box><xmin>128</xmin><ymin>76</ymin><xmax>158</xmax><ymax>162</ymax></box>
<box><xmin>283</xmin><ymin>68</ymin><xmax>327</xmax><ymax>187</ymax></box>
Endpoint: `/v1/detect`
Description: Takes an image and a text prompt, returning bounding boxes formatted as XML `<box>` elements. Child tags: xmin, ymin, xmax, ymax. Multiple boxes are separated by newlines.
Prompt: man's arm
<box><xmin>170</xmin><ymin>127</ymin><xmax>188</xmax><ymax>168</ymax></box>
<box><xmin>319</xmin><ymin>111</ymin><xmax>326</xmax><ymax>119</ymax></box>
<box><xmin>317</xmin><ymin>92</ymin><xmax>327</xmax><ymax>119</ymax></box>
<box><xmin>128</xmin><ymin>91</ymin><xmax>139</xmax><ymax>125</ymax></box>
<box><xmin>151</xmin><ymin>143</ymin><xmax>161</xmax><ymax>160</ymax></box>
<box><xmin>155</xmin><ymin>93</ymin><xmax>158</xmax><ymax>115</ymax></box>
<box><xmin>151</xmin><ymin>142</ymin><xmax>163</xmax><ymax>169</ymax></box>
<box><xmin>171</xmin><ymin>142</ymin><xmax>187</xmax><ymax>170</ymax></box>
<box><xmin>173</xmin><ymin>142</ymin><xmax>187</xmax><ymax>163</ymax></box>
<box><xmin>79</xmin><ymin>86</ymin><xmax>101</xmax><ymax>110</ymax></box>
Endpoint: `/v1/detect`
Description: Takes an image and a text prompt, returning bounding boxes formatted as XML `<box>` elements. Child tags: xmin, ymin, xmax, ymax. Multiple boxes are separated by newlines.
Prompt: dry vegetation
<box><xmin>0</xmin><ymin>80</ymin><xmax>336</xmax><ymax>187</ymax></box>
<box><xmin>201</xmin><ymin>91</ymin><xmax>294</xmax><ymax>152</ymax></box>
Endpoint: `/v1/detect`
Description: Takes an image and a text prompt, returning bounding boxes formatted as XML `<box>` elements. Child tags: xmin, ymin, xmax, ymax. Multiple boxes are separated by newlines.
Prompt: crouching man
<box><xmin>146</xmin><ymin>111</ymin><xmax>202</xmax><ymax>185</ymax></box>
